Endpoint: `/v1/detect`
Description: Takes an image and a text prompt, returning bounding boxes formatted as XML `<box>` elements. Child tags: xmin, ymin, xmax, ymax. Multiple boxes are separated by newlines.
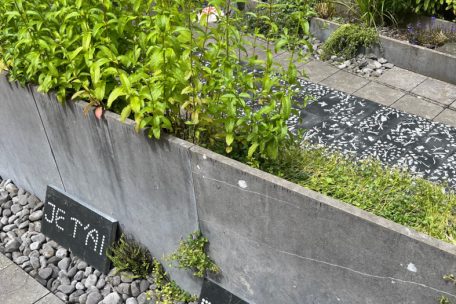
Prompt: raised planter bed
<box><xmin>310</xmin><ymin>17</ymin><xmax>456</xmax><ymax>85</ymax></box>
<box><xmin>1</xmin><ymin>75</ymin><xmax>456</xmax><ymax>303</ymax></box>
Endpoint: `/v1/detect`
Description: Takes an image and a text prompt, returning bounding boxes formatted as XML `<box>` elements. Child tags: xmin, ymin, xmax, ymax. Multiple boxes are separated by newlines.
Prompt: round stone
<box><xmin>77</xmin><ymin>261</ymin><xmax>88</xmax><ymax>270</ymax></box>
<box><xmin>10</xmin><ymin>204</ymin><xmax>22</xmax><ymax>214</ymax></box>
<box><xmin>85</xmin><ymin>274</ymin><xmax>98</xmax><ymax>288</ymax></box>
<box><xmin>58</xmin><ymin>284</ymin><xmax>76</xmax><ymax>295</ymax></box>
<box><xmin>5</xmin><ymin>238</ymin><xmax>21</xmax><ymax>252</ymax></box>
<box><xmin>115</xmin><ymin>282</ymin><xmax>131</xmax><ymax>295</ymax></box>
<box><xmin>58</xmin><ymin>257</ymin><xmax>71</xmax><ymax>271</ymax></box>
<box><xmin>76</xmin><ymin>282</ymin><xmax>85</xmax><ymax>290</ymax></box>
<box><xmin>41</xmin><ymin>244</ymin><xmax>55</xmax><ymax>258</ymax></box>
<box><xmin>126</xmin><ymin>298</ymin><xmax>138</xmax><ymax>304</ymax></box>
<box><xmin>38</xmin><ymin>267</ymin><xmax>53</xmax><ymax>280</ymax></box>
<box><xmin>131</xmin><ymin>281</ymin><xmax>140</xmax><ymax>297</ymax></box>
<box><xmin>55</xmin><ymin>248</ymin><xmax>68</xmax><ymax>259</ymax></box>
<box><xmin>102</xmin><ymin>292</ymin><xmax>122</xmax><ymax>304</ymax></box>
<box><xmin>28</xmin><ymin>210</ymin><xmax>43</xmax><ymax>221</ymax></box>
<box><xmin>86</xmin><ymin>292</ymin><xmax>103</xmax><ymax>304</ymax></box>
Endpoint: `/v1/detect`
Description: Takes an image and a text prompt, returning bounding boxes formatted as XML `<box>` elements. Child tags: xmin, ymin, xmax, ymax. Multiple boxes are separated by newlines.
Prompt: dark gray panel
<box><xmin>0</xmin><ymin>75</ymin><xmax>63</xmax><ymax>198</ymax></box>
<box><xmin>190</xmin><ymin>146</ymin><xmax>456</xmax><ymax>304</ymax></box>
<box><xmin>42</xmin><ymin>186</ymin><xmax>118</xmax><ymax>273</ymax></box>
<box><xmin>33</xmin><ymin>93</ymin><xmax>201</xmax><ymax>293</ymax></box>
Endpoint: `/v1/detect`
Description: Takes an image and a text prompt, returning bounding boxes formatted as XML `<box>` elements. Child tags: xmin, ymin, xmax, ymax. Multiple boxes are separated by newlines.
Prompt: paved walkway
<box><xmin>244</xmin><ymin>41</ymin><xmax>456</xmax><ymax>188</ymax></box>
<box><xmin>0</xmin><ymin>252</ymin><xmax>63</xmax><ymax>304</ymax></box>
<box><xmin>244</xmin><ymin>39</ymin><xmax>456</xmax><ymax>127</ymax></box>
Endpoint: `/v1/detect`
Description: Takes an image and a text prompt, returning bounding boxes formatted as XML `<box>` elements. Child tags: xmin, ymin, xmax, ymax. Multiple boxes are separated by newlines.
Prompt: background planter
<box><xmin>310</xmin><ymin>17</ymin><xmax>456</xmax><ymax>85</ymax></box>
<box><xmin>1</xmin><ymin>74</ymin><xmax>456</xmax><ymax>303</ymax></box>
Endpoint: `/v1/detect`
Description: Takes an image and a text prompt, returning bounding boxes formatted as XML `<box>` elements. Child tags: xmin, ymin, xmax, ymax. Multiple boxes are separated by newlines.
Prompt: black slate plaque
<box><xmin>199</xmin><ymin>279</ymin><xmax>248</xmax><ymax>304</ymax></box>
<box><xmin>42</xmin><ymin>186</ymin><xmax>118</xmax><ymax>273</ymax></box>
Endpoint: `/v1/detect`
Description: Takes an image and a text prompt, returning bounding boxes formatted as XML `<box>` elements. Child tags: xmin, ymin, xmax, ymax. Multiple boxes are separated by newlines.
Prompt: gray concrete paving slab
<box><xmin>34</xmin><ymin>293</ymin><xmax>65</xmax><ymax>304</ymax></box>
<box><xmin>433</xmin><ymin>109</ymin><xmax>456</xmax><ymax>127</ymax></box>
<box><xmin>378</xmin><ymin>67</ymin><xmax>428</xmax><ymax>91</ymax></box>
<box><xmin>354</xmin><ymin>81</ymin><xmax>405</xmax><ymax>106</ymax></box>
<box><xmin>0</xmin><ymin>263</ymin><xmax>50</xmax><ymax>304</ymax></box>
<box><xmin>320</xmin><ymin>70</ymin><xmax>370</xmax><ymax>94</ymax></box>
<box><xmin>412</xmin><ymin>78</ymin><xmax>456</xmax><ymax>105</ymax></box>
<box><xmin>0</xmin><ymin>252</ymin><xmax>12</xmax><ymax>270</ymax></box>
<box><xmin>300</xmin><ymin>59</ymin><xmax>339</xmax><ymax>82</ymax></box>
<box><xmin>392</xmin><ymin>95</ymin><xmax>444</xmax><ymax>120</ymax></box>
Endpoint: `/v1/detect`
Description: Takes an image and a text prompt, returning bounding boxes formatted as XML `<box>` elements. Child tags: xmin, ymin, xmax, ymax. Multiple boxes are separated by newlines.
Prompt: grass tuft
<box><xmin>107</xmin><ymin>234</ymin><xmax>153</xmax><ymax>279</ymax></box>
<box><xmin>262</xmin><ymin>145</ymin><xmax>456</xmax><ymax>244</ymax></box>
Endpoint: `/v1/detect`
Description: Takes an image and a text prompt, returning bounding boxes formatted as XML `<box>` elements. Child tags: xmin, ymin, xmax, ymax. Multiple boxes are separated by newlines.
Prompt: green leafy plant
<box><xmin>261</xmin><ymin>144</ymin><xmax>456</xmax><ymax>244</ymax></box>
<box><xmin>245</xmin><ymin>0</ymin><xmax>315</xmax><ymax>39</ymax></box>
<box><xmin>321</xmin><ymin>24</ymin><xmax>379</xmax><ymax>60</ymax></box>
<box><xmin>149</xmin><ymin>258</ymin><xmax>197</xmax><ymax>304</ymax></box>
<box><xmin>348</xmin><ymin>0</ymin><xmax>412</xmax><ymax>26</ymax></box>
<box><xmin>406</xmin><ymin>21</ymin><xmax>456</xmax><ymax>48</ymax></box>
<box><xmin>167</xmin><ymin>231</ymin><xmax>220</xmax><ymax>278</ymax></box>
<box><xmin>315</xmin><ymin>1</ymin><xmax>336</xmax><ymax>19</ymax></box>
<box><xmin>0</xmin><ymin>0</ymin><xmax>310</xmax><ymax>162</ymax></box>
<box><xmin>414</xmin><ymin>0</ymin><xmax>456</xmax><ymax>16</ymax></box>
<box><xmin>107</xmin><ymin>234</ymin><xmax>153</xmax><ymax>279</ymax></box>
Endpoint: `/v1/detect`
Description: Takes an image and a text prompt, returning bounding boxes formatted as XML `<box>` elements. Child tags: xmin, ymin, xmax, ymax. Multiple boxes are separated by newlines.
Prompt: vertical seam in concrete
<box><xmin>316</xmin><ymin>68</ymin><xmax>339</xmax><ymax>84</ymax></box>
<box><xmin>408</xmin><ymin>77</ymin><xmax>428</xmax><ymax>94</ymax></box>
<box><xmin>30</xmin><ymin>88</ymin><xmax>66</xmax><ymax>192</ymax></box>
<box><xmin>432</xmin><ymin>107</ymin><xmax>446</xmax><ymax>121</ymax></box>
<box><xmin>390</xmin><ymin>94</ymin><xmax>405</xmax><ymax>107</ymax></box>
<box><xmin>185</xmin><ymin>145</ymin><xmax>202</xmax><ymax>232</ymax></box>
<box><xmin>32</xmin><ymin>292</ymin><xmax>50</xmax><ymax>304</ymax></box>
<box><xmin>353</xmin><ymin>80</ymin><xmax>370</xmax><ymax>94</ymax></box>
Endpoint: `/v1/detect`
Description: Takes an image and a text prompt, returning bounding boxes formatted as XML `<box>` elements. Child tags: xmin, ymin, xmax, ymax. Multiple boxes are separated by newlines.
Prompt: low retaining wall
<box><xmin>310</xmin><ymin>18</ymin><xmax>456</xmax><ymax>85</ymax></box>
<box><xmin>1</xmin><ymin>74</ymin><xmax>456</xmax><ymax>303</ymax></box>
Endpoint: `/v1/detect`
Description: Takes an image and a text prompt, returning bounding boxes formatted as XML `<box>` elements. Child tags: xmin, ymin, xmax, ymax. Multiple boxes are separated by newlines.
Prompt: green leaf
<box><xmin>68</xmin><ymin>47</ymin><xmax>83</xmax><ymax>61</ymax></box>
<box><xmin>120</xmin><ymin>105</ymin><xmax>131</xmax><ymax>122</ymax></box>
<box><xmin>107</xmin><ymin>87</ymin><xmax>126</xmax><ymax>108</ymax></box>
<box><xmin>248</xmin><ymin>142</ymin><xmax>259</xmax><ymax>158</ymax></box>
<box><xmin>119</xmin><ymin>72</ymin><xmax>131</xmax><ymax>92</ymax></box>
<box><xmin>94</xmin><ymin>81</ymin><xmax>106</xmax><ymax>101</ymax></box>
<box><xmin>82</xmin><ymin>32</ymin><xmax>91</xmax><ymax>51</ymax></box>
<box><xmin>226</xmin><ymin>133</ymin><xmax>234</xmax><ymax>146</ymax></box>
<box><xmin>130</xmin><ymin>96</ymin><xmax>141</xmax><ymax>113</ymax></box>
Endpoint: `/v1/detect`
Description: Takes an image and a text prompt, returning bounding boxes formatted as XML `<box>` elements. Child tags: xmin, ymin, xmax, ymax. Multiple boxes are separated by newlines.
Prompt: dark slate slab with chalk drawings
<box><xmin>270</xmin><ymin>79</ymin><xmax>456</xmax><ymax>190</ymax></box>
<box><xmin>199</xmin><ymin>279</ymin><xmax>249</xmax><ymax>304</ymax></box>
<box><xmin>42</xmin><ymin>186</ymin><xmax>118</xmax><ymax>273</ymax></box>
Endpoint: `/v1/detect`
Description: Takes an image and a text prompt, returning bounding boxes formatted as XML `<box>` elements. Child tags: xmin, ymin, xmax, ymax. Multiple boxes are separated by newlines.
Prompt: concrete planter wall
<box><xmin>310</xmin><ymin>17</ymin><xmax>456</xmax><ymax>85</ymax></box>
<box><xmin>1</xmin><ymin>74</ymin><xmax>456</xmax><ymax>303</ymax></box>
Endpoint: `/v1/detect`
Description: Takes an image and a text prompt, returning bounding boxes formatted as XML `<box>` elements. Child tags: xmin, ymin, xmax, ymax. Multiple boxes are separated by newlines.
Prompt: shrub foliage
<box><xmin>0</xmin><ymin>0</ymin><xmax>308</xmax><ymax>161</ymax></box>
<box><xmin>166</xmin><ymin>231</ymin><xmax>220</xmax><ymax>278</ymax></box>
<box><xmin>262</xmin><ymin>145</ymin><xmax>456</xmax><ymax>244</ymax></box>
<box><xmin>321</xmin><ymin>24</ymin><xmax>379</xmax><ymax>60</ymax></box>
<box><xmin>107</xmin><ymin>234</ymin><xmax>153</xmax><ymax>279</ymax></box>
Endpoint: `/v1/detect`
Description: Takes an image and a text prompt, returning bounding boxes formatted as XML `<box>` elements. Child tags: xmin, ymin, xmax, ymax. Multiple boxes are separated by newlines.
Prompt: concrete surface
<box><xmin>300</xmin><ymin>60</ymin><xmax>339</xmax><ymax>83</ymax></box>
<box><xmin>320</xmin><ymin>70</ymin><xmax>370</xmax><ymax>93</ymax></box>
<box><xmin>0</xmin><ymin>253</ymin><xmax>64</xmax><ymax>304</ymax></box>
<box><xmin>310</xmin><ymin>17</ymin><xmax>456</xmax><ymax>85</ymax></box>
<box><xmin>392</xmin><ymin>94</ymin><xmax>444</xmax><ymax>120</ymax></box>
<box><xmin>434</xmin><ymin>109</ymin><xmax>456</xmax><ymax>127</ymax></box>
<box><xmin>0</xmin><ymin>77</ymin><xmax>64</xmax><ymax>199</ymax></box>
<box><xmin>411</xmin><ymin>78</ymin><xmax>456</xmax><ymax>106</ymax></box>
<box><xmin>377</xmin><ymin>67</ymin><xmax>427</xmax><ymax>91</ymax></box>
<box><xmin>353</xmin><ymin>81</ymin><xmax>405</xmax><ymax>106</ymax></box>
<box><xmin>31</xmin><ymin>91</ymin><xmax>201</xmax><ymax>294</ymax></box>
<box><xmin>189</xmin><ymin>145</ymin><xmax>456</xmax><ymax>304</ymax></box>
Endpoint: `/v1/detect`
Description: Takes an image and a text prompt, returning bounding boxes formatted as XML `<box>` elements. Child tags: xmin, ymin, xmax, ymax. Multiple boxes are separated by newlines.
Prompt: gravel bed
<box><xmin>307</xmin><ymin>38</ymin><xmax>395</xmax><ymax>79</ymax></box>
<box><xmin>326</xmin><ymin>53</ymin><xmax>395</xmax><ymax>78</ymax></box>
<box><xmin>0</xmin><ymin>178</ymin><xmax>197</xmax><ymax>304</ymax></box>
